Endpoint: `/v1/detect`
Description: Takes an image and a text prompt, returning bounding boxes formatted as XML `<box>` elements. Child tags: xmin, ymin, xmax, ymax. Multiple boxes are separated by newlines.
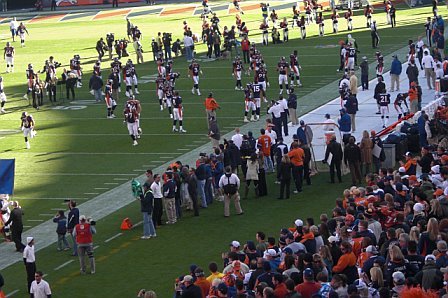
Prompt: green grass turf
<box><xmin>0</xmin><ymin>2</ymin><xmax>440</xmax><ymax>296</ymax></box>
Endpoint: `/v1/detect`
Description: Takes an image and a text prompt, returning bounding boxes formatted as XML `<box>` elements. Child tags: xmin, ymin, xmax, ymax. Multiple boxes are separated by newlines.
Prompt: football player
<box><xmin>124</xmin><ymin>96</ymin><xmax>141</xmax><ymax>146</ymax></box>
<box><xmin>289</xmin><ymin>51</ymin><xmax>302</xmax><ymax>87</ymax></box>
<box><xmin>156</xmin><ymin>74</ymin><xmax>166</xmax><ymax>111</ymax></box>
<box><xmin>344</xmin><ymin>9</ymin><xmax>353</xmax><ymax>31</ymax></box>
<box><xmin>299</xmin><ymin>16</ymin><xmax>306</xmax><ymax>39</ymax></box>
<box><xmin>251</xmin><ymin>80</ymin><xmax>262</xmax><ymax>121</ymax></box>
<box><xmin>23</xmin><ymin>63</ymin><xmax>36</xmax><ymax>101</ymax></box>
<box><xmin>243</xmin><ymin>83</ymin><xmax>256</xmax><ymax>122</ymax></box>
<box><xmin>377</xmin><ymin>90</ymin><xmax>390</xmax><ymax>128</ymax></box>
<box><xmin>316</xmin><ymin>12</ymin><xmax>324</xmax><ymax>36</ymax></box>
<box><xmin>164</xmin><ymin>81</ymin><xmax>174</xmax><ymax>119</ymax></box>
<box><xmin>259</xmin><ymin>20</ymin><xmax>269</xmax><ymax>46</ymax></box>
<box><xmin>110</xmin><ymin>58</ymin><xmax>122</xmax><ymax>92</ymax></box>
<box><xmin>232</xmin><ymin>0</ymin><xmax>244</xmax><ymax>15</ymax></box>
<box><xmin>345</xmin><ymin>43</ymin><xmax>356</xmax><ymax>71</ymax></box>
<box><xmin>255</xmin><ymin>64</ymin><xmax>269</xmax><ymax>103</ymax></box>
<box><xmin>0</xmin><ymin>76</ymin><xmax>6</xmax><ymax>113</ymax></box>
<box><xmin>93</xmin><ymin>61</ymin><xmax>101</xmax><ymax>77</ymax></box>
<box><xmin>3</xmin><ymin>42</ymin><xmax>14</xmax><ymax>73</ymax></box>
<box><xmin>232</xmin><ymin>55</ymin><xmax>244</xmax><ymax>90</ymax></box>
<box><xmin>106</xmin><ymin>33</ymin><xmax>115</xmax><ymax>60</ymax></box>
<box><xmin>70</xmin><ymin>54</ymin><xmax>82</xmax><ymax>87</ymax></box>
<box><xmin>17</xmin><ymin>22</ymin><xmax>29</xmax><ymax>47</ymax></box>
<box><xmin>20</xmin><ymin>112</ymin><xmax>35</xmax><ymax>149</ymax></box>
<box><xmin>277</xmin><ymin>57</ymin><xmax>289</xmax><ymax>95</ymax></box>
<box><xmin>105</xmin><ymin>79</ymin><xmax>117</xmax><ymax>119</ymax></box>
<box><xmin>188</xmin><ymin>59</ymin><xmax>203</xmax><ymax>96</ymax></box>
<box><xmin>172</xmin><ymin>91</ymin><xmax>187</xmax><ymax>133</ymax></box>
<box><xmin>375</xmin><ymin>53</ymin><xmax>384</xmax><ymax>77</ymax></box>
<box><xmin>123</xmin><ymin>59</ymin><xmax>139</xmax><ymax>97</ymax></box>
<box><xmin>394</xmin><ymin>93</ymin><xmax>409</xmax><ymax>120</ymax></box>
<box><xmin>364</xmin><ymin>4</ymin><xmax>373</xmax><ymax>28</ymax></box>
<box><xmin>331</xmin><ymin>10</ymin><xmax>339</xmax><ymax>33</ymax></box>
<box><xmin>279</xmin><ymin>17</ymin><xmax>289</xmax><ymax>42</ymax></box>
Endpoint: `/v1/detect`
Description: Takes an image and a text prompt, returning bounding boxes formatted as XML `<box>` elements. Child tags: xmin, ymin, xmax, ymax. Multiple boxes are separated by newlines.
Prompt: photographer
<box><xmin>73</xmin><ymin>215</ymin><xmax>96</xmax><ymax>275</ymax></box>
<box><xmin>163</xmin><ymin>32</ymin><xmax>172</xmax><ymax>60</ymax></box>
<box><xmin>62</xmin><ymin>69</ymin><xmax>77</xmax><ymax>100</ymax></box>
<box><xmin>172</xmin><ymin>39</ymin><xmax>182</xmax><ymax>58</ymax></box>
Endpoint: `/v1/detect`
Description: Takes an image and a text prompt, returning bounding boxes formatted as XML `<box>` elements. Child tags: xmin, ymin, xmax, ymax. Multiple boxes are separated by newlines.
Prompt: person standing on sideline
<box><xmin>241</xmin><ymin>35</ymin><xmax>250</xmax><ymax>64</ymax></box>
<box><xmin>344</xmin><ymin>136</ymin><xmax>362</xmax><ymax>185</ymax></box>
<box><xmin>288</xmin><ymin>88</ymin><xmax>298</xmax><ymax>126</ymax></box>
<box><xmin>150</xmin><ymin>174</ymin><xmax>163</xmax><ymax>228</ymax></box>
<box><xmin>88</xmin><ymin>73</ymin><xmax>103</xmax><ymax>103</ymax></box>
<box><xmin>338</xmin><ymin>108</ymin><xmax>351</xmax><ymax>144</ymax></box>
<box><xmin>360</xmin><ymin>130</ymin><xmax>373</xmax><ymax>175</ymax></box>
<box><xmin>371</xmin><ymin>130</ymin><xmax>384</xmax><ymax>173</ymax></box>
<box><xmin>30</xmin><ymin>271</ymin><xmax>51</xmax><ymax>298</ymax></box>
<box><xmin>422</xmin><ymin>50</ymin><xmax>435</xmax><ymax>89</ymax></box>
<box><xmin>51</xmin><ymin>0</ymin><xmax>56</xmax><ymax>10</ymax></box>
<box><xmin>390</xmin><ymin>55</ymin><xmax>402</xmax><ymax>91</ymax></box>
<box><xmin>112</xmin><ymin>0</ymin><xmax>118</xmax><ymax>8</ymax></box>
<box><xmin>359</xmin><ymin>56</ymin><xmax>369</xmax><ymax>90</ymax></box>
<box><xmin>208</xmin><ymin>116</ymin><xmax>220</xmax><ymax>148</ymax></box>
<box><xmin>23</xmin><ymin>236</ymin><xmax>36</xmax><ymax>293</ymax></box>
<box><xmin>74</xmin><ymin>215</ymin><xmax>96</xmax><ymax>274</ymax></box>
<box><xmin>349</xmin><ymin>71</ymin><xmax>358</xmax><ymax>97</ymax></box>
<box><xmin>370</xmin><ymin>20</ymin><xmax>379</xmax><ymax>48</ymax></box>
<box><xmin>53</xmin><ymin>210</ymin><xmax>69</xmax><ymax>251</ymax></box>
<box><xmin>389</xmin><ymin>5</ymin><xmax>396</xmax><ymax>28</ymax></box>
<box><xmin>163</xmin><ymin>172</ymin><xmax>177</xmax><ymax>224</ymax></box>
<box><xmin>324</xmin><ymin>135</ymin><xmax>343</xmax><ymax>183</ymax></box>
<box><xmin>287</xmin><ymin>142</ymin><xmax>305</xmax><ymax>194</ymax></box>
<box><xmin>139</xmin><ymin>184</ymin><xmax>156</xmax><ymax>239</ymax></box>
<box><xmin>4</xmin><ymin>201</ymin><xmax>25</xmax><ymax>252</ymax></box>
<box><xmin>187</xmin><ymin>168</ymin><xmax>200</xmax><ymax>217</ymax></box>
<box><xmin>406</xmin><ymin>59</ymin><xmax>419</xmax><ymax>87</ymax></box>
<box><xmin>67</xmin><ymin>200</ymin><xmax>79</xmax><ymax>256</ymax></box>
<box><xmin>183</xmin><ymin>33</ymin><xmax>194</xmax><ymax>62</ymax></box>
<box><xmin>344</xmin><ymin>93</ymin><xmax>358</xmax><ymax>133</ymax></box>
<box><xmin>219</xmin><ymin>166</ymin><xmax>243</xmax><ymax>217</ymax></box>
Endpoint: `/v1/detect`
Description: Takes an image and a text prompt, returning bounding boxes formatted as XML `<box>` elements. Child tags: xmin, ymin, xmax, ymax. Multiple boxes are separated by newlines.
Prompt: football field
<box><xmin>0</xmin><ymin>1</ymin><xmax>440</xmax><ymax>296</ymax></box>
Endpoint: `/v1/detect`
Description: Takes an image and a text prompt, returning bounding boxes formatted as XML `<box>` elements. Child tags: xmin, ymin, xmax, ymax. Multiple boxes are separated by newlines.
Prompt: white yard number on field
<box><xmin>52</xmin><ymin>106</ymin><xmax>87</xmax><ymax>110</ymax></box>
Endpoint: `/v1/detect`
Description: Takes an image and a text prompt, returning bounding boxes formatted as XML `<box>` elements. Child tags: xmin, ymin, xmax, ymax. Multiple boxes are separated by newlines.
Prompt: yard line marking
<box><xmin>113</xmin><ymin>178</ymin><xmax>129</xmax><ymax>181</ymax></box>
<box><xmin>6</xmin><ymin>289</ymin><xmax>19</xmax><ymax>297</ymax></box>
<box><xmin>177</xmin><ymin>148</ymin><xmax>190</xmax><ymax>151</ymax></box>
<box><xmin>93</xmin><ymin>245</ymin><xmax>100</xmax><ymax>250</ymax></box>
<box><xmin>104</xmin><ymin>232</ymin><xmax>122</xmax><ymax>243</ymax></box>
<box><xmin>39</xmin><ymin>214</ymin><xmax>54</xmax><ymax>216</ymax></box>
<box><xmin>27</xmin><ymin>219</ymin><xmax>44</xmax><ymax>222</ymax></box>
<box><xmin>51</xmin><ymin>208</ymin><xmax>63</xmax><ymax>211</ymax></box>
<box><xmin>94</xmin><ymin>188</ymin><xmax>109</xmax><ymax>190</ymax></box>
<box><xmin>84</xmin><ymin>192</ymin><xmax>99</xmax><ymax>195</ymax></box>
<box><xmin>133</xmin><ymin>169</ymin><xmax>144</xmax><ymax>172</ymax></box>
<box><xmin>54</xmin><ymin>260</ymin><xmax>74</xmax><ymax>271</ymax></box>
<box><xmin>104</xmin><ymin>182</ymin><xmax>119</xmax><ymax>185</ymax></box>
<box><xmin>133</xmin><ymin>220</ymin><xmax>143</xmax><ymax>227</ymax></box>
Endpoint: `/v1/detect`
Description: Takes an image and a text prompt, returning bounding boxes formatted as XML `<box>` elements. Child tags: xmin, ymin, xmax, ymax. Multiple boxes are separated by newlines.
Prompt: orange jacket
<box><xmin>258</xmin><ymin>135</ymin><xmax>272</xmax><ymax>156</ymax></box>
<box><xmin>195</xmin><ymin>278</ymin><xmax>211</xmax><ymax>298</ymax></box>
<box><xmin>333</xmin><ymin>252</ymin><xmax>357</xmax><ymax>273</ymax></box>
<box><xmin>205</xmin><ymin>97</ymin><xmax>219</xmax><ymax>111</ymax></box>
<box><xmin>408</xmin><ymin>87</ymin><xmax>418</xmax><ymax>102</ymax></box>
<box><xmin>287</xmin><ymin>148</ymin><xmax>305</xmax><ymax>166</ymax></box>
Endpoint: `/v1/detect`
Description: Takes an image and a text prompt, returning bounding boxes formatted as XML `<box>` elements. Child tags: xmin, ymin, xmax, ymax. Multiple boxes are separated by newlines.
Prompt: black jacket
<box><xmin>325</xmin><ymin>140</ymin><xmax>343</xmax><ymax>164</ymax></box>
<box><xmin>344</xmin><ymin>95</ymin><xmax>358</xmax><ymax>114</ymax></box>
<box><xmin>344</xmin><ymin>143</ymin><xmax>362</xmax><ymax>164</ymax></box>
<box><xmin>279</xmin><ymin>162</ymin><xmax>292</xmax><ymax>180</ymax></box>
<box><xmin>5</xmin><ymin>207</ymin><xmax>24</xmax><ymax>231</ymax></box>
<box><xmin>187</xmin><ymin>174</ymin><xmax>198</xmax><ymax>197</ymax></box>
<box><xmin>418</xmin><ymin>153</ymin><xmax>433</xmax><ymax>174</ymax></box>
<box><xmin>140</xmin><ymin>190</ymin><xmax>154</xmax><ymax>214</ymax></box>
<box><xmin>181</xmin><ymin>284</ymin><xmax>202</xmax><ymax>298</ymax></box>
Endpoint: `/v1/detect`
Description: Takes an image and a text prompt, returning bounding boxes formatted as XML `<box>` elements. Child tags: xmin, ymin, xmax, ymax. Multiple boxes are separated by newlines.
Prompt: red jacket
<box><xmin>75</xmin><ymin>223</ymin><xmax>92</xmax><ymax>244</ymax></box>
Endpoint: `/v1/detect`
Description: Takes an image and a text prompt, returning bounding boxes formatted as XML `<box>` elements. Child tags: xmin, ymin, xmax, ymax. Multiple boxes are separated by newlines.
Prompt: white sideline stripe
<box><xmin>104</xmin><ymin>232</ymin><xmax>122</xmax><ymax>243</ymax></box>
<box><xmin>113</xmin><ymin>178</ymin><xmax>129</xmax><ymax>181</ymax></box>
<box><xmin>6</xmin><ymin>289</ymin><xmax>19</xmax><ymax>297</ymax></box>
<box><xmin>5</xmin><ymin>133</ymin><xmax>206</xmax><ymax>137</ymax></box>
<box><xmin>17</xmin><ymin>197</ymin><xmax>88</xmax><ymax>200</ymax></box>
<box><xmin>84</xmin><ymin>192</ymin><xmax>99</xmax><ymax>195</ymax></box>
<box><xmin>27</xmin><ymin>219</ymin><xmax>44</xmax><ymax>222</ymax></box>
<box><xmin>16</xmin><ymin>173</ymin><xmax>134</xmax><ymax>176</ymax></box>
<box><xmin>104</xmin><ymin>182</ymin><xmax>119</xmax><ymax>185</ymax></box>
<box><xmin>93</xmin><ymin>245</ymin><xmax>99</xmax><ymax>250</ymax></box>
<box><xmin>94</xmin><ymin>188</ymin><xmax>109</xmax><ymax>190</ymax></box>
<box><xmin>54</xmin><ymin>260</ymin><xmax>74</xmax><ymax>271</ymax></box>
<box><xmin>8</xmin><ymin>152</ymin><xmax>182</xmax><ymax>155</ymax></box>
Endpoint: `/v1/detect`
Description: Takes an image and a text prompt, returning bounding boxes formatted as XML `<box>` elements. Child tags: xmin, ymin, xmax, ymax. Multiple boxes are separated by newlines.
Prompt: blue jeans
<box><xmin>185</xmin><ymin>46</ymin><xmax>192</xmax><ymax>61</ymax></box>
<box><xmin>57</xmin><ymin>234</ymin><xmax>69</xmax><ymax>250</ymax></box>
<box><xmin>143</xmin><ymin>212</ymin><xmax>156</xmax><ymax>237</ymax></box>
<box><xmin>197</xmin><ymin>179</ymin><xmax>207</xmax><ymax>208</ymax></box>
<box><xmin>264</xmin><ymin>156</ymin><xmax>274</xmax><ymax>173</ymax></box>
<box><xmin>205</xmin><ymin>178</ymin><xmax>213</xmax><ymax>205</ymax></box>
<box><xmin>70</xmin><ymin>231</ymin><xmax>78</xmax><ymax>256</ymax></box>
<box><xmin>93</xmin><ymin>89</ymin><xmax>102</xmax><ymax>102</ymax></box>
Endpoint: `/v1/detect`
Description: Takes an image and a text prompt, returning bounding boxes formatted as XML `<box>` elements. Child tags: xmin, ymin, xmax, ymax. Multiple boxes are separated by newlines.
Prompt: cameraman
<box><xmin>163</xmin><ymin>32</ymin><xmax>172</xmax><ymax>60</ymax></box>
<box><xmin>172</xmin><ymin>39</ymin><xmax>182</xmax><ymax>58</ymax></box>
<box><xmin>73</xmin><ymin>215</ymin><xmax>96</xmax><ymax>275</ymax></box>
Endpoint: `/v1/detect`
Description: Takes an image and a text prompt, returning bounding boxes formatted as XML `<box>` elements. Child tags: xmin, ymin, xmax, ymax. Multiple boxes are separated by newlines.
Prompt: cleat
<box><xmin>160</xmin><ymin>105</ymin><xmax>163</xmax><ymax>111</ymax></box>
<box><xmin>191</xmin><ymin>88</ymin><xmax>195</xmax><ymax>94</ymax></box>
<box><xmin>111</xmin><ymin>114</ymin><xmax>116</xmax><ymax>118</ymax></box>
<box><xmin>125</xmin><ymin>91</ymin><xmax>130</xmax><ymax>97</ymax></box>
<box><xmin>179</xmin><ymin>129</ymin><xmax>187</xmax><ymax>133</ymax></box>
<box><xmin>170</xmin><ymin>114</ymin><xmax>173</xmax><ymax>119</ymax></box>
<box><xmin>1</xmin><ymin>108</ymin><xmax>5</xmax><ymax>113</ymax></box>
<box><xmin>235</xmin><ymin>86</ymin><xmax>239</xmax><ymax>90</ymax></box>
<box><xmin>250</xmin><ymin>115</ymin><xmax>255</xmax><ymax>121</ymax></box>
<box><xmin>118</xmin><ymin>87</ymin><xmax>121</xmax><ymax>93</ymax></box>
<box><xmin>197</xmin><ymin>91</ymin><xmax>201</xmax><ymax>96</ymax></box>
<box><xmin>26</xmin><ymin>141</ymin><xmax>30</xmax><ymax>149</ymax></box>
<box><xmin>107</xmin><ymin>116</ymin><xmax>113</xmax><ymax>119</ymax></box>
<box><xmin>134</xmin><ymin>89</ymin><xmax>140</xmax><ymax>95</ymax></box>
<box><xmin>172</xmin><ymin>128</ymin><xmax>178</xmax><ymax>132</ymax></box>
<box><xmin>133</xmin><ymin>140</ymin><xmax>138</xmax><ymax>146</ymax></box>
<box><xmin>243</xmin><ymin>117</ymin><xmax>249</xmax><ymax>123</ymax></box>
<box><xmin>23</xmin><ymin>94</ymin><xmax>28</xmax><ymax>100</ymax></box>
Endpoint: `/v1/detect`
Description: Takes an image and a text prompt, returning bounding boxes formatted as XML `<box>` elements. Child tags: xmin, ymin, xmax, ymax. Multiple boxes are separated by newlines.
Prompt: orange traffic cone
<box><xmin>120</xmin><ymin>218</ymin><xmax>133</xmax><ymax>230</ymax></box>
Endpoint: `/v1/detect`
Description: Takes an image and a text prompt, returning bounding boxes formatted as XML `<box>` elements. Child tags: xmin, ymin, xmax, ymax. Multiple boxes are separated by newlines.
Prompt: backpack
<box><xmin>223</xmin><ymin>174</ymin><xmax>238</xmax><ymax>195</ymax></box>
